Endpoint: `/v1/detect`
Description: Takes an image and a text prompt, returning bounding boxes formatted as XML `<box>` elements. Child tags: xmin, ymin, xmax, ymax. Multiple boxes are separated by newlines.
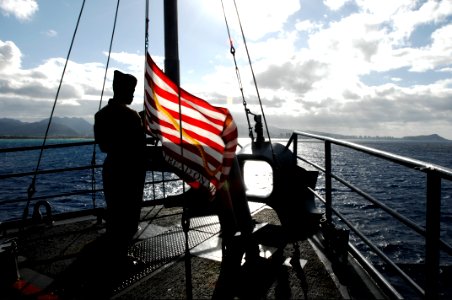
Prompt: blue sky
<box><xmin>1</xmin><ymin>0</ymin><xmax>452</xmax><ymax>139</ymax></box>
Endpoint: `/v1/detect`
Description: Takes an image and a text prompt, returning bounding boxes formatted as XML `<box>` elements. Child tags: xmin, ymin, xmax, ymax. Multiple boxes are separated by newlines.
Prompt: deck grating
<box><xmin>113</xmin><ymin>216</ymin><xmax>221</xmax><ymax>293</ymax></box>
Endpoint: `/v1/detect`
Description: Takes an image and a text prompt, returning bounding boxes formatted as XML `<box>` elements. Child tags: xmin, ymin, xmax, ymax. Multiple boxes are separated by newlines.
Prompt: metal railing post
<box><xmin>425</xmin><ymin>171</ymin><xmax>441</xmax><ymax>300</ymax></box>
<box><xmin>325</xmin><ymin>141</ymin><xmax>332</xmax><ymax>222</ymax></box>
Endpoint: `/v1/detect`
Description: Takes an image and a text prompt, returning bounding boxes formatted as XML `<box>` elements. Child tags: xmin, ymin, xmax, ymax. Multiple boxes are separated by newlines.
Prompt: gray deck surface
<box><xmin>4</xmin><ymin>203</ymin><xmax>360</xmax><ymax>299</ymax></box>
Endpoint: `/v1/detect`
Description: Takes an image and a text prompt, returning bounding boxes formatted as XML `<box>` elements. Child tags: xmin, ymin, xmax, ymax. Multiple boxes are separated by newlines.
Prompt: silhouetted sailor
<box><xmin>94</xmin><ymin>70</ymin><xmax>146</xmax><ymax>263</ymax></box>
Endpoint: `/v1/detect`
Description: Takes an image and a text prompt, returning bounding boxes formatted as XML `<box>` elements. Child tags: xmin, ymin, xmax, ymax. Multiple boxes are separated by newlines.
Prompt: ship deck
<box><xmin>2</xmin><ymin>202</ymin><xmax>385</xmax><ymax>299</ymax></box>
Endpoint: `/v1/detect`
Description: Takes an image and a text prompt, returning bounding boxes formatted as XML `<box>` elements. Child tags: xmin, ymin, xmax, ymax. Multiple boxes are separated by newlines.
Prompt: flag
<box><xmin>144</xmin><ymin>53</ymin><xmax>238</xmax><ymax>195</ymax></box>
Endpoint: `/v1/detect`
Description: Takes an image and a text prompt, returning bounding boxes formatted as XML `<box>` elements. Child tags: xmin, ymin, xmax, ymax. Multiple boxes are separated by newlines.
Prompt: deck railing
<box><xmin>0</xmin><ymin>141</ymin><xmax>182</xmax><ymax>230</ymax></box>
<box><xmin>2</xmin><ymin>135</ymin><xmax>452</xmax><ymax>298</ymax></box>
<box><xmin>286</xmin><ymin>131</ymin><xmax>452</xmax><ymax>300</ymax></box>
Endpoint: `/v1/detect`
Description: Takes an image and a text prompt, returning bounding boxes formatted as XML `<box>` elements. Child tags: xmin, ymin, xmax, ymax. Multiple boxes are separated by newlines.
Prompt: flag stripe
<box><xmin>145</xmin><ymin>103</ymin><xmax>225</xmax><ymax>157</ymax></box>
<box><xmin>147</xmin><ymin>82</ymin><xmax>225</xmax><ymax>132</ymax></box>
<box><xmin>144</xmin><ymin>53</ymin><xmax>238</xmax><ymax>194</ymax></box>
<box><xmin>145</xmin><ymin>57</ymin><xmax>228</xmax><ymax>122</ymax></box>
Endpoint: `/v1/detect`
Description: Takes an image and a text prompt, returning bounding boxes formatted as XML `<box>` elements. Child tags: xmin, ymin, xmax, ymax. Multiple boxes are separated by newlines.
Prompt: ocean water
<box><xmin>1</xmin><ymin>138</ymin><xmax>452</xmax><ymax>270</ymax></box>
<box><xmin>0</xmin><ymin>139</ymin><xmax>105</xmax><ymax>221</ymax></box>
<box><xmin>295</xmin><ymin>139</ymin><xmax>452</xmax><ymax>252</ymax></box>
<box><xmin>0</xmin><ymin>138</ymin><xmax>185</xmax><ymax>222</ymax></box>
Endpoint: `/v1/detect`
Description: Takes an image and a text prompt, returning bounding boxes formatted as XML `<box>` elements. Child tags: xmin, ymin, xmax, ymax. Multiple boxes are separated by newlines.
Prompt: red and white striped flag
<box><xmin>144</xmin><ymin>53</ymin><xmax>238</xmax><ymax>195</ymax></box>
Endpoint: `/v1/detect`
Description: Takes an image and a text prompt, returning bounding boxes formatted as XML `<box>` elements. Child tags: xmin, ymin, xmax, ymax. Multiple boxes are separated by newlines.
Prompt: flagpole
<box><xmin>164</xmin><ymin>1</ymin><xmax>192</xmax><ymax>299</ymax></box>
<box><xmin>164</xmin><ymin>0</ymin><xmax>180</xmax><ymax>86</ymax></box>
<box><xmin>144</xmin><ymin>0</ymin><xmax>149</xmax><ymax>113</ymax></box>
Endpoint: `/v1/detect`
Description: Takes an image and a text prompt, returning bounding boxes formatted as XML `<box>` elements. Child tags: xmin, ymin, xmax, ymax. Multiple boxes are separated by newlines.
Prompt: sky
<box><xmin>1</xmin><ymin>0</ymin><xmax>452</xmax><ymax>139</ymax></box>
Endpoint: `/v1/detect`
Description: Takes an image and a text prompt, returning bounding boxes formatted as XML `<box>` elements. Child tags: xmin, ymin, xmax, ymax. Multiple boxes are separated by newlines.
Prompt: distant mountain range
<box><xmin>294</xmin><ymin>131</ymin><xmax>451</xmax><ymax>142</ymax></box>
<box><xmin>0</xmin><ymin>117</ymin><xmax>93</xmax><ymax>138</ymax></box>
<box><xmin>0</xmin><ymin>117</ymin><xmax>450</xmax><ymax>142</ymax></box>
<box><xmin>238</xmin><ymin>124</ymin><xmax>451</xmax><ymax>142</ymax></box>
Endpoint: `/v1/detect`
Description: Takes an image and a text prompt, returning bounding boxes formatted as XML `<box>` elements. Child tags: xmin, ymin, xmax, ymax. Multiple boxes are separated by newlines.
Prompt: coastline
<box><xmin>0</xmin><ymin>136</ymin><xmax>94</xmax><ymax>139</ymax></box>
<box><xmin>1</xmin><ymin>135</ymin><xmax>451</xmax><ymax>142</ymax></box>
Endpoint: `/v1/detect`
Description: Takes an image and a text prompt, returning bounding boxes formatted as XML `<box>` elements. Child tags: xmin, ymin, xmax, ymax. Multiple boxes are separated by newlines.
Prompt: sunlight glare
<box><xmin>242</xmin><ymin>160</ymin><xmax>273</xmax><ymax>197</ymax></box>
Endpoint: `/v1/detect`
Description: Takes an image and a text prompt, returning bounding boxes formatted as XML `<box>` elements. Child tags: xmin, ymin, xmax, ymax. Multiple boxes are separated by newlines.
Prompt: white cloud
<box><xmin>355</xmin><ymin>0</ymin><xmax>415</xmax><ymax>18</ymax></box>
<box><xmin>0</xmin><ymin>40</ymin><xmax>106</xmax><ymax>104</ymax></box>
<box><xmin>388</xmin><ymin>0</ymin><xmax>452</xmax><ymax>45</ymax></box>
<box><xmin>0</xmin><ymin>40</ymin><xmax>22</xmax><ymax>72</ymax></box>
<box><xmin>0</xmin><ymin>39</ymin><xmax>149</xmax><ymax>123</ymax></box>
<box><xmin>221</xmin><ymin>0</ymin><xmax>300</xmax><ymax>41</ymax></box>
<box><xmin>295</xmin><ymin>20</ymin><xmax>323</xmax><ymax>33</ymax></box>
<box><xmin>230</xmin><ymin>0</ymin><xmax>452</xmax><ymax>138</ymax></box>
<box><xmin>0</xmin><ymin>0</ymin><xmax>38</xmax><ymax>21</ymax></box>
<box><xmin>323</xmin><ymin>0</ymin><xmax>352</xmax><ymax>11</ymax></box>
<box><xmin>44</xmin><ymin>29</ymin><xmax>58</xmax><ymax>38</ymax></box>
<box><xmin>107</xmin><ymin>51</ymin><xmax>143</xmax><ymax>75</ymax></box>
<box><xmin>2</xmin><ymin>1</ymin><xmax>452</xmax><ymax>139</ymax></box>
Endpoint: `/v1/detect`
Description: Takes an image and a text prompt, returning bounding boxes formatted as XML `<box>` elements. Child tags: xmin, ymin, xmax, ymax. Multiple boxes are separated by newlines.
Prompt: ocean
<box><xmin>294</xmin><ymin>139</ymin><xmax>452</xmax><ymax>265</ymax></box>
<box><xmin>1</xmin><ymin>138</ymin><xmax>452</xmax><ymax>269</ymax></box>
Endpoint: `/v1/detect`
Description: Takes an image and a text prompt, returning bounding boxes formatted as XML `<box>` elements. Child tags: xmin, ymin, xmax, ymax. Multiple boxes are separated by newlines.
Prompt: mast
<box><xmin>164</xmin><ymin>0</ymin><xmax>180</xmax><ymax>86</ymax></box>
<box><xmin>164</xmin><ymin>1</ymin><xmax>192</xmax><ymax>299</ymax></box>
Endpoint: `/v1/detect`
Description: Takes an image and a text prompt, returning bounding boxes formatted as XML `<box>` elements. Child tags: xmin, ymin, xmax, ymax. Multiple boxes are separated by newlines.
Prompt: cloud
<box><xmin>0</xmin><ymin>38</ymin><xmax>149</xmax><ymax>122</ymax></box>
<box><xmin>408</xmin><ymin>23</ymin><xmax>452</xmax><ymax>72</ymax></box>
<box><xmin>206</xmin><ymin>0</ymin><xmax>452</xmax><ymax>139</ymax></box>
<box><xmin>295</xmin><ymin>20</ymin><xmax>323</xmax><ymax>33</ymax></box>
<box><xmin>0</xmin><ymin>40</ymin><xmax>22</xmax><ymax>71</ymax></box>
<box><xmin>108</xmin><ymin>52</ymin><xmax>143</xmax><ymax>74</ymax></box>
<box><xmin>257</xmin><ymin>60</ymin><xmax>328</xmax><ymax>94</ymax></box>
<box><xmin>43</xmin><ymin>29</ymin><xmax>58</xmax><ymax>38</ymax></box>
<box><xmin>323</xmin><ymin>0</ymin><xmax>352</xmax><ymax>11</ymax></box>
<box><xmin>0</xmin><ymin>41</ymin><xmax>97</xmax><ymax>116</ymax></box>
<box><xmin>0</xmin><ymin>39</ymin><xmax>144</xmax><ymax>100</ymax></box>
<box><xmin>221</xmin><ymin>0</ymin><xmax>300</xmax><ymax>41</ymax></box>
<box><xmin>1</xmin><ymin>1</ymin><xmax>452</xmax><ymax>140</ymax></box>
<box><xmin>0</xmin><ymin>0</ymin><xmax>38</xmax><ymax>21</ymax></box>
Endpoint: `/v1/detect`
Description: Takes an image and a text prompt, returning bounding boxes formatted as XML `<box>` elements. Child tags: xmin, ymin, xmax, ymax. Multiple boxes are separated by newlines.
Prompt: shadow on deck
<box><xmin>2</xmin><ymin>203</ymin><xmax>373</xmax><ymax>299</ymax></box>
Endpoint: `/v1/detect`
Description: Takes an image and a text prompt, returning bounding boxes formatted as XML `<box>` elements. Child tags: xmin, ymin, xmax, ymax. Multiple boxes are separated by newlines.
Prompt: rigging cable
<box><xmin>145</xmin><ymin>0</ymin><xmax>149</xmax><ymax>53</ymax></box>
<box><xmin>231</xmin><ymin>0</ymin><xmax>276</xmax><ymax>155</ymax></box>
<box><xmin>219</xmin><ymin>0</ymin><xmax>254</xmax><ymax>141</ymax></box>
<box><xmin>144</xmin><ymin>0</ymin><xmax>157</xmax><ymax>206</ymax></box>
<box><xmin>90</xmin><ymin>0</ymin><xmax>122</xmax><ymax>210</ymax></box>
<box><xmin>22</xmin><ymin>0</ymin><xmax>87</xmax><ymax>225</ymax></box>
